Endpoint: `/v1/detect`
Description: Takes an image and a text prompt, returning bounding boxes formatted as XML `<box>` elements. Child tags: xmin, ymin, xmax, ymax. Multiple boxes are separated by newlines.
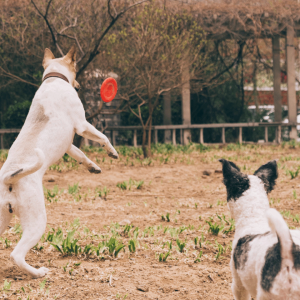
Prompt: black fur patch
<box><xmin>9</xmin><ymin>185</ymin><xmax>12</xmax><ymax>192</ymax></box>
<box><xmin>8</xmin><ymin>203</ymin><xmax>13</xmax><ymax>214</ymax></box>
<box><xmin>261</xmin><ymin>241</ymin><xmax>281</xmax><ymax>292</ymax></box>
<box><xmin>292</xmin><ymin>243</ymin><xmax>300</xmax><ymax>270</ymax></box>
<box><xmin>11</xmin><ymin>168</ymin><xmax>23</xmax><ymax>177</ymax></box>
<box><xmin>234</xmin><ymin>232</ymin><xmax>270</xmax><ymax>270</ymax></box>
<box><xmin>219</xmin><ymin>159</ymin><xmax>250</xmax><ymax>201</ymax></box>
<box><xmin>254</xmin><ymin>160</ymin><xmax>278</xmax><ymax>193</ymax></box>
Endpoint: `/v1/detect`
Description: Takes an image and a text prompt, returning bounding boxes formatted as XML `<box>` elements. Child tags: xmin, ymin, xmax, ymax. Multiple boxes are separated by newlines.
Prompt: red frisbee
<box><xmin>100</xmin><ymin>78</ymin><xmax>117</xmax><ymax>103</ymax></box>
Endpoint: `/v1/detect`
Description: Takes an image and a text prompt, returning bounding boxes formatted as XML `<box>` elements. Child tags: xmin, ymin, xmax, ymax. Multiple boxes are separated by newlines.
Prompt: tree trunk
<box><xmin>147</xmin><ymin>118</ymin><xmax>152</xmax><ymax>157</ymax></box>
<box><xmin>142</xmin><ymin>127</ymin><xmax>148</xmax><ymax>158</ymax></box>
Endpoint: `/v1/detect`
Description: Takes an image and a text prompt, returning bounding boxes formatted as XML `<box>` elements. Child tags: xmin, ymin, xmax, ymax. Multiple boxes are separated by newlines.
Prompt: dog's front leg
<box><xmin>67</xmin><ymin>144</ymin><xmax>101</xmax><ymax>173</ymax></box>
<box><xmin>76</xmin><ymin>121</ymin><xmax>118</xmax><ymax>159</ymax></box>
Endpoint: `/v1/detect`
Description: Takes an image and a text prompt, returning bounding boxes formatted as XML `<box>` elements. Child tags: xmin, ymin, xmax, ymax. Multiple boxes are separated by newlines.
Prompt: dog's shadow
<box><xmin>0</xmin><ymin>265</ymin><xmax>30</xmax><ymax>281</ymax></box>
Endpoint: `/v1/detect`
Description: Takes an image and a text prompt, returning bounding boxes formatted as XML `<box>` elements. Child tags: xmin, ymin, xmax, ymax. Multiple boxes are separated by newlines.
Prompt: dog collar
<box><xmin>42</xmin><ymin>72</ymin><xmax>80</xmax><ymax>92</ymax></box>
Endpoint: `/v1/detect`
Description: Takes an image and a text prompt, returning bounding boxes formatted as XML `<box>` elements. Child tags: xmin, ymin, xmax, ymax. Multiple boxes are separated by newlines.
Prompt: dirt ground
<box><xmin>1</xmin><ymin>143</ymin><xmax>300</xmax><ymax>300</ymax></box>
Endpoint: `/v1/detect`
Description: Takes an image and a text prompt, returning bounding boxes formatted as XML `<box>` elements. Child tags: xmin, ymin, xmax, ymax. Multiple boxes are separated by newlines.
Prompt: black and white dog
<box><xmin>219</xmin><ymin>159</ymin><xmax>300</xmax><ymax>300</ymax></box>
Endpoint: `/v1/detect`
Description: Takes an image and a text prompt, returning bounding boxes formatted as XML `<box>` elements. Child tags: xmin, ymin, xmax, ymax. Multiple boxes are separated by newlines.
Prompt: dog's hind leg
<box><xmin>0</xmin><ymin>206</ymin><xmax>13</xmax><ymax>236</ymax></box>
<box><xmin>76</xmin><ymin>121</ymin><xmax>118</xmax><ymax>159</ymax></box>
<box><xmin>67</xmin><ymin>144</ymin><xmax>101</xmax><ymax>173</ymax></box>
<box><xmin>232</xmin><ymin>274</ymin><xmax>251</xmax><ymax>300</ymax></box>
<box><xmin>10</xmin><ymin>189</ymin><xmax>48</xmax><ymax>278</ymax></box>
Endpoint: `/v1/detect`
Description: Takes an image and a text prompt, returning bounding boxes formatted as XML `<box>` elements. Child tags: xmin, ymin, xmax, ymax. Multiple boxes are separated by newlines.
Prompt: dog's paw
<box><xmin>88</xmin><ymin>166</ymin><xmax>101</xmax><ymax>174</ymax></box>
<box><xmin>108</xmin><ymin>152</ymin><xmax>119</xmax><ymax>159</ymax></box>
<box><xmin>32</xmin><ymin>267</ymin><xmax>49</xmax><ymax>278</ymax></box>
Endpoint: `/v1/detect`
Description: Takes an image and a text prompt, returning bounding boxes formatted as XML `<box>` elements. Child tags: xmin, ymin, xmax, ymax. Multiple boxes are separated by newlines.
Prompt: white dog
<box><xmin>219</xmin><ymin>159</ymin><xmax>300</xmax><ymax>300</ymax></box>
<box><xmin>0</xmin><ymin>46</ymin><xmax>118</xmax><ymax>278</ymax></box>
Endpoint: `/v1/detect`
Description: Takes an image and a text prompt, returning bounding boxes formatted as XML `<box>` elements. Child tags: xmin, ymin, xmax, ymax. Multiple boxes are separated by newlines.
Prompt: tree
<box><xmin>0</xmin><ymin>0</ymin><xmax>147</xmax><ymax>121</ymax></box>
<box><xmin>106</xmin><ymin>2</ymin><xmax>207</xmax><ymax>157</ymax></box>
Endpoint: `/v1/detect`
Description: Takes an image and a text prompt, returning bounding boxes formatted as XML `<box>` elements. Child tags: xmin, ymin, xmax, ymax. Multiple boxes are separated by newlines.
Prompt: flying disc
<box><xmin>100</xmin><ymin>78</ymin><xmax>117</xmax><ymax>103</ymax></box>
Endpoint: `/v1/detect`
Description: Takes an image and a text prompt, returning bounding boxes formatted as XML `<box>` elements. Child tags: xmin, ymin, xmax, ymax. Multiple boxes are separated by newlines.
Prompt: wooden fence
<box><xmin>1</xmin><ymin>122</ymin><xmax>297</xmax><ymax>149</ymax></box>
<box><xmin>104</xmin><ymin>122</ymin><xmax>292</xmax><ymax>146</ymax></box>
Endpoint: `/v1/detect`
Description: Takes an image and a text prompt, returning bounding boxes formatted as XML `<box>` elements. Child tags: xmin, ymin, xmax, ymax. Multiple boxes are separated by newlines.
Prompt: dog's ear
<box><xmin>64</xmin><ymin>45</ymin><xmax>76</xmax><ymax>65</ymax></box>
<box><xmin>219</xmin><ymin>159</ymin><xmax>250</xmax><ymax>201</ymax></box>
<box><xmin>74</xmin><ymin>80</ymin><xmax>80</xmax><ymax>91</ymax></box>
<box><xmin>42</xmin><ymin>48</ymin><xmax>55</xmax><ymax>69</ymax></box>
<box><xmin>254</xmin><ymin>160</ymin><xmax>278</xmax><ymax>193</ymax></box>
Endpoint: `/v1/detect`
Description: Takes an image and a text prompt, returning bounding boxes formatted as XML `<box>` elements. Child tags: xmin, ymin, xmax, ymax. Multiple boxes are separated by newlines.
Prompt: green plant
<box><xmin>117</xmin><ymin>181</ymin><xmax>127</xmax><ymax>190</ymax></box>
<box><xmin>286</xmin><ymin>167</ymin><xmax>300</xmax><ymax>179</ymax></box>
<box><xmin>106</xmin><ymin>237</ymin><xmax>125</xmax><ymax>257</ymax></box>
<box><xmin>49</xmin><ymin>163</ymin><xmax>62</xmax><ymax>172</ymax></box>
<box><xmin>128</xmin><ymin>239</ymin><xmax>137</xmax><ymax>253</ymax></box>
<box><xmin>176</xmin><ymin>239</ymin><xmax>186</xmax><ymax>253</ymax></box>
<box><xmin>117</xmin><ymin>178</ymin><xmax>144</xmax><ymax>190</ymax></box>
<box><xmin>194</xmin><ymin>251</ymin><xmax>203</xmax><ymax>263</ymax></box>
<box><xmin>281</xmin><ymin>210</ymin><xmax>292</xmax><ymax>219</ymax></box>
<box><xmin>163</xmin><ymin>241</ymin><xmax>172</xmax><ymax>250</ymax></box>
<box><xmin>4</xmin><ymin>238</ymin><xmax>11</xmax><ymax>248</ymax></box>
<box><xmin>206</xmin><ymin>220</ymin><xmax>224</xmax><ymax>236</ymax></box>
<box><xmin>51</xmin><ymin>230</ymin><xmax>81</xmax><ymax>256</ymax></box>
<box><xmin>96</xmin><ymin>186</ymin><xmax>110</xmax><ymax>200</ymax></box>
<box><xmin>215</xmin><ymin>241</ymin><xmax>228</xmax><ymax>260</ymax></box>
<box><xmin>161</xmin><ymin>213</ymin><xmax>170</xmax><ymax>222</ymax></box>
<box><xmin>123</xmin><ymin>224</ymin><xmax>132</xmax><ymax>237</ymax></box>
<box><xmin>136</xmin><ymin>180</ymin><xmax>144</xmax><ymax>189</ymax></box>
<box><xmin>293</xmin><ymin>190</ymin><xmax>297</xmax><ymax>200</ymax></box>
<box><xmin>44</xmin><ymin>185</ymin><xmax>59</xmax><ymax>202</ymax></box>
<box><xmin>159</xmin><ymin>251</ymin><xmax>170</xmax><ymax>262</ymax></box>
<box><xmin>39</xmin><ymin>279</ymin><xmax>47</xmax><ymax>291</ymax></box>
<box><xmin>68</xmin><ymin>183</ymin><xmax>79</xmax><ymax>194</ymax></box>
<box><xmin>194</xmin><ymin>237</ymin><xmax>199</xmax><ymax>247</ymax></box>
<box><xmin>3</xmin><ymin>280</ymin><xmax>11</xmax><ymax>291</ymax></box>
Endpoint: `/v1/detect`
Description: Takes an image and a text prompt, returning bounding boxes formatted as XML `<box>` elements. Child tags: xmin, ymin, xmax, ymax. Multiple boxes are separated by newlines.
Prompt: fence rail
<box><xmin>0</xmin><ymin>122</ymin><xmax>298</xmax><ymax>149</ymax></box>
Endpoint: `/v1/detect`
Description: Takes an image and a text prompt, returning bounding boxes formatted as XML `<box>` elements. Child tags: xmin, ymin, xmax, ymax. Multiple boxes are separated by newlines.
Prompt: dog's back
<box><xmin>232</xmin><ymin>209</ymin><xmax>300</xmax><ymax>299</ymax></box>
<box><xmin>261</xmin><ymin>209</ymin><xmax>300</xmax><ymax>299</ymax></box>
<box><xmin>1</xmin><ymin>78</ymin><xmax>83</xmax><ymax>179</ymax></box>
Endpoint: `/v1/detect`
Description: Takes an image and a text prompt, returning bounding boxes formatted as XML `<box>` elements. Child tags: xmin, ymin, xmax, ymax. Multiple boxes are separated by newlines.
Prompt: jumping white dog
<box><xmin>0</xmin><ymin>46</ymin><xmax>118</xmax><ymax>278</ymax></box>
<box><xmin>219</xmin><ymin>159</ymin><xmax>300</xmax><ymax>300</ymax></box>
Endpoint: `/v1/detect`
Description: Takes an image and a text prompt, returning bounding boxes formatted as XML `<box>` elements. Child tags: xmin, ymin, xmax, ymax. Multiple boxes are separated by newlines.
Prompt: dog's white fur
<box><xmin>0</xmin><ymin>47</ymin><xmax>118</xmax><ymax>278</ymax></box>
<box><xmin>221</xmin><ymin>162</ymin><xmax>300</xmax><ymax>300</ymax></box>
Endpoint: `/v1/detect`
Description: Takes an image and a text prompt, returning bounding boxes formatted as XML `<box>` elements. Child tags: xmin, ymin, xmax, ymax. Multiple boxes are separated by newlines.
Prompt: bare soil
<box><xmin>1</xmin><ymin>144</ymin><xmax>300</xmax><ymax>300</ymax></box>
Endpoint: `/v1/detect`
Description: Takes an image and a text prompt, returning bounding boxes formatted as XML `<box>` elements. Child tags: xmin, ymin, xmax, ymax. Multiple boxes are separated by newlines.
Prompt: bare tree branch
<box><xmin>77</xmin><ymin>0</ymin><xmax>149</xmax><ymax>77</ymax></box>
<box><xmin>31</xmin><ymin>0</ymin><xmax>64</xmax><ymax>56</ymax></box>
<box><xmin>0</xmin><ymin>66</ymin><xmax>39</xmax><ymax>87</ymax></box>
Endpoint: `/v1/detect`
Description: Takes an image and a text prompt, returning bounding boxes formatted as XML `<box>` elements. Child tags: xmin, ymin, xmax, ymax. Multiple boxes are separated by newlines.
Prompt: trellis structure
<box><xmin>166</xmin><ymin>0</ymin><xmax>300</xmax><ymax>144</ymax></box>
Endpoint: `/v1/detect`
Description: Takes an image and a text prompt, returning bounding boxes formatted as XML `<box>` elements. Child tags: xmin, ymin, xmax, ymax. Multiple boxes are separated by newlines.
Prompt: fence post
<box><xmin>222</xmin><ymin>127</ymin><xmax>225</xmax><ymax>144</ymax></box>
<box><xmin>200</xmin><ymin>128</ymin><xmax>204</xmax><ymax>144</ymax></box>
<box><xmin>155</xmin><ymin>129</ymin><xmax>158</xmax><ymax>144</ymax></box>
<box><xmin>180</xmin><ymin>129</ymin><xmax>183</xmax><ymax>145</ymax></box>
<box><xmin>265</xmin><ymin>126</ymin><xmax>268</xmax><ymax>143</ymax></box>
<box><xmin>276</xmin><ymin>125</ymin><xmax>281</xmax><ymax>144</ymax></box>
<box><xmin>239</xmin><ymin>127</ymin><xmax>242</xmax><ymax>144</ymax></box>
<box><xmin>133</xmin><ymin>130</ymin><xmax>137</xmax><ymax>147</ymax></box>
<box><xmin>172</xmin><ymin>129</ymin><xmax>176</xmax><ymax>145</ymax></box>
<box><xmin>0</xmin><ymin>134</ymin><xmax>3</xmax><ymax>149</ymax></box>
<box><xmin>111</xmin><ymin>130</ymin><xmax>116</xmax><ymax>146</ymax></box>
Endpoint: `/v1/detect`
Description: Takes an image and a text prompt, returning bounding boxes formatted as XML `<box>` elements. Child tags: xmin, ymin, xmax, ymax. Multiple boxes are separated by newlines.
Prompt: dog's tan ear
<box><xmin>74</xmin><ymin>80</ymin><xmax>80</xmax><ymax>91</ymax></box>
<box><xmin>42</xmin><ymin>48</ymin><xmax>55</xmax><ymax>69</ymax></box>
<box><xmin>64</xmin><ymin>45</ymin><xmax>76</xmax><ymax>65</ymax></box>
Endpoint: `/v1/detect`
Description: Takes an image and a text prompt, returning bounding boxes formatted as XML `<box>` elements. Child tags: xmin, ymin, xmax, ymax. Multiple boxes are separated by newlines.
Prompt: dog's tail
<box><xmin>3</xmin><ymin>148</ymin><xmax>45</xmax><ymax>185</ymax></box>
<box><xmin>266</xmin><ymin>208</ymin><xmax>293</xmax><ymax>261</ymax></box>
